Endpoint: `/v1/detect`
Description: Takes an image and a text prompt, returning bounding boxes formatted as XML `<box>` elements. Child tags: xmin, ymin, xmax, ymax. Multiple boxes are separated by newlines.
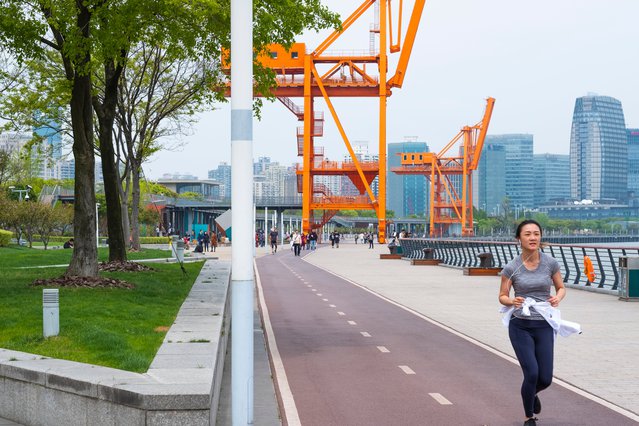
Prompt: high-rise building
<box><xmin>482</xmin><ymin>134</ymin><xmax>534</xmax><ymax>209</ymax></box>
<box><xmin>208</xmin><ymin>162</ymin><xmax>232</xmax><ymax>198</ymax></box>
<box><xmin>342</xmin><ymin>141</ymin><xmax>379</xmax><ymax>197</ymax></box>
<box><xmin>627</xmin><ymin>129</ymin><xmax>639</xmax><ymax>195</ymax></box>
<box><xmin>533</xmin><ymin>154</ymin><xmax>570</xmax><ymax>206</ymax></box>
<box><xmin>570</xmin><ymin>94</ymin><xmax>628</xmax><ymax>202</ymax></box>
<box><xmin>474</xmin><ymin>143</ymin><xmax>506</xmax><ymax>215</ymax></box>
<box><xmin>387</xmin><ymin>139</ymin><xmax>429</xmax><ymax>217</ymax></box>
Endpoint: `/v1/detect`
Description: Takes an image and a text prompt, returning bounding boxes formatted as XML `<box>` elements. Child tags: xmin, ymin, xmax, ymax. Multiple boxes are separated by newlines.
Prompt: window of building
<box><xmin>270</xmin><ymin>51</ymin><xmax>278</xmax><ymax>59</ymax></box>
<box><xmin>291</xmin><ymin>51</ymin><xmax>299</xmax><ymax>59</ymax></box>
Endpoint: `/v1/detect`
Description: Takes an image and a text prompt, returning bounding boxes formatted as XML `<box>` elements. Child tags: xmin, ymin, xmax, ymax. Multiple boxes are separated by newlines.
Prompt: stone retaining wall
<box><xmin>0</xmin><ymin>259</ymin><xmax>231</xmax><ymax>426</ymax></box>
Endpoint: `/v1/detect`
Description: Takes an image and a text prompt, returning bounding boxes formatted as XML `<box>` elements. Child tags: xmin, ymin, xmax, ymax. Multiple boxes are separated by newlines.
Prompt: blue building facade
<box><xmin>482</xmin><ymin>134</ymin><xmax>534</xmax><ymax>209</ymax></box>
<box><xmin>387</xmin><ymin>140</ymin><xmax>429</xmax><ymax>217</ymax></box>
<box><xmin>475</xmin><ymin>143</ymin><xmax>506</xmax><ymax>215</ymax></box>
<box><xmin>627</xmin><ymin>129</ymin><xmax>639</xmax><ymax>195</ymax></box>
<box><xmin>570</xmin><ymin>95</ymin><xmax>627</xmax><ymax>202</ymax></box>
<box><xmin>534</xmin><ymin>153</ymin><xmax>570</xmax><ymax>207</ymax></box>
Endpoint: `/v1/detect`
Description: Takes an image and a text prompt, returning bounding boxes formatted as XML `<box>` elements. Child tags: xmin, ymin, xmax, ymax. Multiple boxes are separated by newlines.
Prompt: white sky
<box><xmin>145</xmin><ymin>0</ymin><xmax>639</xmax><ymax>180</ymax></box>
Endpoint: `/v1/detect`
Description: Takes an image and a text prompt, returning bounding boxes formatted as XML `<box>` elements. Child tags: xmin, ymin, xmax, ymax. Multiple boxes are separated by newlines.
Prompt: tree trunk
<box><xmin>66</xmin><ymin>71</ymin><xmax>98</xmax><ymax>277</ymax></box>
<box><xmin>131</xmin><ymin>162</ymin><xmax>142</xmax><ymax>251</ymax></box>
<box><xmin>95</xmin><ymin>61</ymin><xmax>127</xmax><ymax>262</ymax></box>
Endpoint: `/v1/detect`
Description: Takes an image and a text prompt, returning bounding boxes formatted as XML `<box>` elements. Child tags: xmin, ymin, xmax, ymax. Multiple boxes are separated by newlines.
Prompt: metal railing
<box><xmin>398</xmin><ymin>238</ymin><xmax>639</xmax><ymax>291</ymax></box>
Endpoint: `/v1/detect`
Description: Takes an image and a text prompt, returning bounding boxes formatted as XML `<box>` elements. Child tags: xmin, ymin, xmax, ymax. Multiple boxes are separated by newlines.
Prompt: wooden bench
<box><xmin>380</xmin><ymin>254</ymin><xmax>403</xmax><ymax>260</ymax></box>
<box><xmin>463</xmin><ymin>267</ymin><xmax>502</xmax><ymax>276</ymax></box>
<box><xmin>411</xmin><ymin>259</ymin><xmax>441</xmax><ymax>266</ymax></box>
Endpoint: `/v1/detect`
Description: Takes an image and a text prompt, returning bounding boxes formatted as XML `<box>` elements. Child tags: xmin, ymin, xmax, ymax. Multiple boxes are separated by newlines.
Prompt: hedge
<box><xmin>0</xmin><ymin>230</ymin><xmax>13</xmax><ymax>247</ymax></box>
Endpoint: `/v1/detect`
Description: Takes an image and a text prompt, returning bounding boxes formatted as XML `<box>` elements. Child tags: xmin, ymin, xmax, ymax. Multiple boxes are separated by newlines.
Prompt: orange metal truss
<box><xmin>250</xmin><ymin>0</ymin><xmax>426</xmax><ymax>242</ymax></box>
<box><xmin>391</xmin><ymin>98</ymin><xmax>495</xmax><ymax>237</ymax></box>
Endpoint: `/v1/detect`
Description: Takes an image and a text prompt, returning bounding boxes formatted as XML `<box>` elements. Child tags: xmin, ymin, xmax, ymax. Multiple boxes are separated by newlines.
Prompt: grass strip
<box><xmin>0</xmin><ymin>254</ymin><xmax>205</xmax><ymax>372</ymax></box>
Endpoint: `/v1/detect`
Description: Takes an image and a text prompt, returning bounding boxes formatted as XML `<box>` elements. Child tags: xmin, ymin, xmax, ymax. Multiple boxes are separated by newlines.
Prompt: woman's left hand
<box><xmin>547</xmin><ymin>295</ymin><xmax>561</xmax><ymax>307</ymax></box>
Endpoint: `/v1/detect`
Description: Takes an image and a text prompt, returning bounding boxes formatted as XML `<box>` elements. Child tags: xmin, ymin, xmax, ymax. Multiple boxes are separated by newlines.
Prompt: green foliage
<box><xmin>0</xmin><ymin>229</ymin><xmax>12</xmax><ymax>246</ymax></box>
<box><xmin>339</xmin><ymin>209</ymin><xmax>358</xmax><ymax>217</ymax></box>
<box><xmin>139</xmin><ymin>236</ymin><xmax>173</xmax><ymax>244</ymax></box>
<box><xmin>179</xmin><ymin>191</ymin><xmax>203</xmax><ymax>200</ymax></box>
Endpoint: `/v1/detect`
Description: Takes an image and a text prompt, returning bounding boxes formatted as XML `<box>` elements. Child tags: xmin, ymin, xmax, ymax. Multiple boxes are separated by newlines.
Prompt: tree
<box><xmin>1</xmin><ymin>0</ymin><xmax>339</xmax><ymax>274</ymax></box>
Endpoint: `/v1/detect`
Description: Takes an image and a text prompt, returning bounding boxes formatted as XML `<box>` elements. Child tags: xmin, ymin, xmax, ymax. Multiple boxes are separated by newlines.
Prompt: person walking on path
<box><xmin>499</xmin><ymin>219</ymin><xmax>566</xmax><ymax>426</ymax></box>
<box><xmin>332</xmin><ymin>231</ymin><xmax>340</xmax><ymax>248</ymax></box>
<box><xmin>368</xmin><ymin>232</ymin><xmax>375</xmax><ymax>249</ymax></box>
<box><xmin>203</xmin><ymin>232</ymin><xmax>210</xmax><ymax>252</ymax></box>
<box><xmin>309</xmin><ymin>230</ymin><xmax>318</xmax><ymax>250</ymax></box>
<box><xmin>292</xmin><ymin>230</ymin><xmax>302</xmax><ymax>256</ymax></box>
<box><xmin>210</xmin><ymin>231</ymin><xmax>218</xmax><ymax>252</ymax></box>
<box><xmin>269</xmin><ymin>227</ymin><xmax>279</xmax><ymax>254</ymax></box>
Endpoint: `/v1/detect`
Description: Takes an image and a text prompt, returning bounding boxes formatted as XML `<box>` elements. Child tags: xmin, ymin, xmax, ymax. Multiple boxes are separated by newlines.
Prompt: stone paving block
<box><xmin>0</xmin><ymin>363</ymin><xmax>46</xmax><ymax>386</ymax></box>
<box><xmin>145</xmin><ymin>368</ymin><xmax>214</xmax><ymax>385</ymax></box>
<box><xmin>147</xmin><ymin>409</ymin><xmax>210</xmax><ymax>426</ymax></box>
<box><xmin>155</xmin><ymin>342</ymin><xmax>217</xmax><ymax>356</ymax></box>
<box><xmin>41</xmin><ymin>386</ymin><xmax>88</xmax><ymax>426</ymax></box>
<box><xmin>88</xmin><ymin>398</ymin><xmax>146</xmax><ymax>426</ymax></box>
<box><xmin>98</xmin><ymin>383</ymin><xmax>210</xmax><ymax>410</ymax></box>
<box><xmin>149</xmin><ymin>354</ymin><xmax>214</xmax><ymax>369</ymax></box>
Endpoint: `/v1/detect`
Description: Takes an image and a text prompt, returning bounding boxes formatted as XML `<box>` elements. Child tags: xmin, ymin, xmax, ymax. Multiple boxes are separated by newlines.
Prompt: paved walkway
<box><xmin>299</xmin><ymin>242</ymin><xmax>639</xmax><ymax>420</ymax></box>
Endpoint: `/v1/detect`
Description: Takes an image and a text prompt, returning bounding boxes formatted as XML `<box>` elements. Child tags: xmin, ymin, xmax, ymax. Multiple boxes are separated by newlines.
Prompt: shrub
<box><xmin>139</xmin><ymin>236</ymin><xmax>173</xmax><ymax>244</ymax></box>
<box><xmin>0</xmin><ymin>229</ymin><xmax>13</xmax><ymax>247</ymax></box>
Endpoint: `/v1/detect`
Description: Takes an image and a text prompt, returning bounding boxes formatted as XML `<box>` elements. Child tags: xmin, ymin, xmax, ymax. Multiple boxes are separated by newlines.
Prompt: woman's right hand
<box><xmin>512</xmin><ymin>296</ymin><xmax>525</xmax><ymax>308</ymax></box>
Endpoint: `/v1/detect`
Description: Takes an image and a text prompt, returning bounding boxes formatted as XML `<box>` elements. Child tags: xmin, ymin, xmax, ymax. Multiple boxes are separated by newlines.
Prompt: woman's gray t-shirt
<box><xmin>502</xmin><ymin>252</ymin><xmax>560</xmax><ymax>320</ymax></box>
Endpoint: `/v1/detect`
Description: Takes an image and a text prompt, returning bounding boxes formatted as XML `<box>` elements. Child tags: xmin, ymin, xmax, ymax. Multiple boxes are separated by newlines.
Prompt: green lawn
<box><xmin>0</xmin><ymin>245</ymin><xmax>204</xmax><ymax>372</ymax></box>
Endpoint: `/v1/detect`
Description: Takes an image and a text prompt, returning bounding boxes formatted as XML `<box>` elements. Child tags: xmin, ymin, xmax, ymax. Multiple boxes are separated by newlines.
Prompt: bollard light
<box><xmin>43</xmin><ymin>289</ymin><xmax>59</xmax><ymax>337</ymax></box>
<box><xmin>176</xmin><ymin>239</ymin><xmax>185</xmax><ymax>263</ymax></box>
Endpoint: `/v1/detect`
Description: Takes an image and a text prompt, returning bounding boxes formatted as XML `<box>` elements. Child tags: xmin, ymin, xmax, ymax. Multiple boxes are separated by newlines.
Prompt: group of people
<box><xmin>353</xmin><ymin>232</ymin><xmax>376</xmax><ymax>248</ymax></box>
<box><xmin>288</xmin><ymin>229</ymin><xmax>318</xmax><ymax>256</ymax></box>
<box><xmin>188</xmin><ymin>230</ymin><xmax>219</xmax><ymax>253</ymax></box>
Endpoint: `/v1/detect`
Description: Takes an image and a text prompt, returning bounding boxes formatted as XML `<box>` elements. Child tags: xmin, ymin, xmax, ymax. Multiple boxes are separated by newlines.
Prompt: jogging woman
<box><xmin>499</xmin><ymin>219</ymin><xmax>566</xmax><ymax>426</ymax></box>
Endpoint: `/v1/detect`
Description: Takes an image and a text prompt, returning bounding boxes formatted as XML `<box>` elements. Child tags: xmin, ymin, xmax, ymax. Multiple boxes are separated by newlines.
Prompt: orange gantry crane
<box><xmin>391</xmin><ymin>97</ymin><xmax>495</xmax><ymax>237</ymax></box>
<box><xmin>254</xmin><ymin>0</ymin><xmax>426</xmax><ymax>243</ymax></box>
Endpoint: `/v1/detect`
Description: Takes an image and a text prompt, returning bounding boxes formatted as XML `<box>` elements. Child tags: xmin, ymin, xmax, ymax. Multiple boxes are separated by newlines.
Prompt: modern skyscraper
<box><xmin>474</xmin><ymin>143</ymin><xmax>506</xmax><ymax>215</ymax></box>
<box><xmin>482</xmin><ymin>134</ymin><xmax>534</xmax><ymax>209</ymax></box>
<box><xmin>627</xmin><ymin>129</ymin><xmax>639</xmax><ymax>195</ymax></box>
<box><xmin>533</xmin><ymin>154</ymin><xmax>570</xmax><ymax>206</ymax></box>
<box><xmin>570</xmin><ymin>94</ymin><xmax>628</xmax><ymax>202</ymax></box>
<box><xmin>387</xmin><ymin>139</ymin><xmax>429</xmax><ymax>217</ymax></box>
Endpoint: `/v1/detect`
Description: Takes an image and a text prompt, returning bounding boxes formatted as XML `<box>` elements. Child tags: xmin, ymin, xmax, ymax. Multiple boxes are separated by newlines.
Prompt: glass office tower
<box><xmin>533</xmin><ymin>154</ymin><xmax>570</xmax><ymax>206</ymax></box>
<box><xmin>387</xmin><ymin>140</ymin><xmax>429</xmax><ymax>217</ymax></box>
<box><xmin>482</xmin><ymin>134</ymin><xmax>534</xmax><ymax>209</ymax></box>
<box><xmin>570</xmin><ymin>95</ymin><xmax>627</xmax><ymax>202</ymax></box>
<box><xmin>475</xmin><ymin>143</ymin><xmax>506</xmax><ymax>215</ymax></box>
<box><xmin>627</xmin><ymin>129</ymin><xmax>639</xmax><ymax>194</ymax></box>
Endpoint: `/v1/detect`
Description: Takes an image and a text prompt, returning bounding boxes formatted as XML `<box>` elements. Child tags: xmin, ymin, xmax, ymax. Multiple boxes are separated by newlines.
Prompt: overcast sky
<box><xmin>145</xmin><ymin>0</ymin><xmax>639</xmax><ymax>180</ymax></box>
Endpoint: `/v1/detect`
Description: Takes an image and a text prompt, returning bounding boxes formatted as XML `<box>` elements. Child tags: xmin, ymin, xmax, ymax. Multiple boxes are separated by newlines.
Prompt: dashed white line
<box><xmin>329</xmin><ymin>304</ymin><xmax>336</xmax><ymax>308</ymax></box>
<box><xmin>322</xmin><ymin>298</ymin><xmax>329</xmax><ymax>302</ymax></box>
<box><xmin>306</xmin><ymin>285</ymin><xmax>311</xmax><ymax>287</ymax></box>
<box><xmin>429</xmin><ymin>393</ymin><xmax>452</xmax><ymax>405</ymax></box>
<box><xmin>337</xmin><ymin>311</ymin><xmax>345</xmax><ymax>316</ymax></box>
<box><xmin>360</xmin><ymin>332</ymin><xmax>371</xmax><ymax>337</ymax></box>
<box><xmin>347</xmin><ymin>320</ymin><xmax>357</xmax><ymax>325</ymax></box>
<box><xmin>317</xmin><ymin>293</ymin><xmax>323</xmax><ymax>296</ymax></box>
<box><xmin>377</xmin><ymin>346</ymin><xmax>390</xmax><ymax>353</ymax></box>
<box><xmin>398</xmin><ymin>365</ymin><xmax>416</xmax><ymax>375</ymax></box>
<box><xmin>311</xmin><ymin>289</ymin><xmax>317</xmax><ymax>292</ymax></box>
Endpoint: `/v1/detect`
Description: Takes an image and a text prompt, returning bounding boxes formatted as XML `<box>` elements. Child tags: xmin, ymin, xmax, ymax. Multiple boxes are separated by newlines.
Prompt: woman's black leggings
<box><xmin>509</xmin><ymin>317</ymin><xmax>554</xmax><ymax>418</ymax></box>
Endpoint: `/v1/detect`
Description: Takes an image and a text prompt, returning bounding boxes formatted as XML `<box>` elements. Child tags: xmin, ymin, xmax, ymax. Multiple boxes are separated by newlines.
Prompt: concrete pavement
<box><xmin>300</xmin><ymin>242</ymin><xmax>639</xmax><ymax>420</ymax></box>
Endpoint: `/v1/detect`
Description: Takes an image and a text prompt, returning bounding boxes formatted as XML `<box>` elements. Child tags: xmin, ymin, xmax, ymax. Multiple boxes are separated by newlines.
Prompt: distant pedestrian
<box><xmin>270</xmin><ymin>227</ymin><xmax>279</xmax><ymax>254</ymax></box>
<box><xmin>369</xmin><ymin>233</ymin><xmax>374</xmax><ymax>249</ymax></box>
<box><xmin>63</xmin><ymin>238</ymin><xmax>74</xmax><ymax>249</ymax></box>
<box><xmin>203</xmin><ymin>232</ymin><xmax>210</xmax><ymax>252</ymax></box>
<box><xmin>210</xmin><ymin>232</ymin><xmax>218</xmax><ymax>252</ymax></box>
<box><xmin>499</xmin><ymin>219</ymin><xmax>567</xmax><ymax>426</ymax></box>
<box><xmin>309</xmin><ymin>230</ymin><xmax>318</xmax><ymax>250</ymax></box>
<box><xmin>292</xmin><ymin>230</ymin><xmax>302</xmax><ymax>256</ymax></box>
<box><xmin>332</xmin><ymin>231</ymin><xmax>340</xmax><ymax>248</ymax></box>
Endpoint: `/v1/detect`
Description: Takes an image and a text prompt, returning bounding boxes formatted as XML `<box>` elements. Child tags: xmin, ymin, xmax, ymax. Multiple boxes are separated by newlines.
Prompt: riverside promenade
<box><xmin>295</xmin><ymin>241</ymin><xmax>639</xmax><ymax>421</ymax></box>
<box><xmin>253</xmin><ymin>240</ymin><xmax>639</xmax><ymax>424</ymax></box>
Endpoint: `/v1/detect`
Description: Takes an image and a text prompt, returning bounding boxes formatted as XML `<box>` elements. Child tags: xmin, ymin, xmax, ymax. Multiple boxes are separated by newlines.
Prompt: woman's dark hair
<box><xmin>515</xmin><ymin>219</ymin><xmax>543</xmax><ymax>239</ymax></box>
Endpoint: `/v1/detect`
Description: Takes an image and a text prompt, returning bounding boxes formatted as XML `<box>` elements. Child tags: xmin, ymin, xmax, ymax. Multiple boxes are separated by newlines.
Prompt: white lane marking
<box><xmin>255</xmin><ymin>260</ymin><xmax>301</xmax><ymax>425</ymax></box>
<box><xmin>399</xmin><ymin>365</ymin><xmax>416</xmax><ymax>375</ymax></box>
<box><xmin>429</xmin><ymin>393</ymin><xmax>453</xmax><ymax>405</ymax></box>
<box><xmin>337</xmin><ymin>311</ymin><xmax>345</xmax><ymax>316</ymax></box>
<box><xmin>317</xmin><ymin>293</ymin><xmax>323</xmax><ymax>296</ymax></box>
<box><xmin>306</xmin><ymin>285</ymin><xmax>311</xmax><ymax>287</ymax></box>
<box><xmin>360</xmin><ymin>332</ymin><xmax>371</xmax><ymax>337</ymax></box>
<box><xmin>322</xmin><ymin>298</ymin><xmax>329</xmax><ymax>302</ymax></box>
<box><xmin>348</xmin><ymin>320</ymin><xmax>357</xmax><ymax>325</ymax></box>
<box><xmin>311</xmin><ymin>289</ymin><xmax>317</xmax><ymax>292</ymax></box>
<box><xmin>329</xmin><ymin>304</ymin><xmax>336</xmax><ymax>308</ymax></box>
<box><xmin>377</xmin><ymin>346</ymin><xmax>390</xmax><ymax>353</ymax></box>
